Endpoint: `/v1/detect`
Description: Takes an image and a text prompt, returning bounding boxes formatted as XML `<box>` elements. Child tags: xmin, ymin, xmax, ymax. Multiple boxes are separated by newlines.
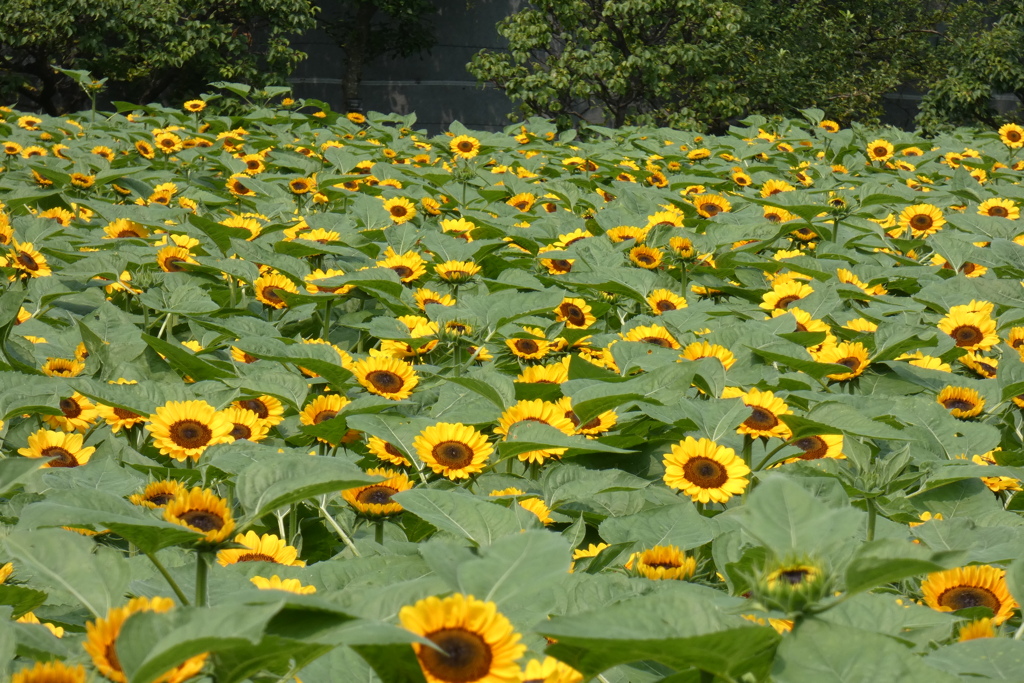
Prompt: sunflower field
<box><xmin>2</xmin><ymin>92</ymin><xmax>1024</xmax><ymax>683</ymax></box>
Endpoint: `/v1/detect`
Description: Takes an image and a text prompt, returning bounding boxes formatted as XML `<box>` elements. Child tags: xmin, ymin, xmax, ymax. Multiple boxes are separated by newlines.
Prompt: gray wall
<box><xmin>289</xmin><ymin>0</ymin><xmax>521</xmax><ymax>133</ymax></box>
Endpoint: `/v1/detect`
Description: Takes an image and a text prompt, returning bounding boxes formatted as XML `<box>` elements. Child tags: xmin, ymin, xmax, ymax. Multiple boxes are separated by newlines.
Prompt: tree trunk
<box><xmin>342</xmin><ymin>2</ymin><xmax>376</xmax><ymax>112</ymax></box>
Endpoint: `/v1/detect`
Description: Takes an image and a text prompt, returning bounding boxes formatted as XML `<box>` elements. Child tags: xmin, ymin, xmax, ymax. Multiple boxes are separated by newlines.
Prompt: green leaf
<box><xmin>393</xmin><ymin>488</ymin><xmax>539</xmax><ymax>545</ymax></box>
<box><xmin>0</xmin><ymin>584</ymin><xmax>48</xmax><ymax>619</ymax></box>
<box><xmin>844</xmin><ymin>539</ymin><xmax>955</xmax><ymax>594</ymax></box>
<box><xmin>142</xmin><ymin>334</ymin><xmax>236</xmax><ymax>380</ymax></box>
<box><xmin>0</xmin><ymin>458</ymin><xmax>42</xmax><ymax>495</ymax></box>
<box><xmin>599</xmin><ymin>502</ymin><xmax>715</xmax><ymax>551</ymax></box>
<box><xmin>925</xmin><ymin>638</ymin><xmax>1024</xmax><ymax>680</ymax></box>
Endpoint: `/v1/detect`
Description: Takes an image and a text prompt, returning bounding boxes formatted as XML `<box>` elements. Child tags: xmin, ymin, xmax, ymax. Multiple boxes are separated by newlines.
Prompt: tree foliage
<box><xmin>0</xmin><ymin>0</ymin><xmax>317</xmax><ymax>115</ymax></box>
<box><xmin>469</xmin><ymin>0</ymin><xmax>1004</xmax><ymax>132</ymax></box>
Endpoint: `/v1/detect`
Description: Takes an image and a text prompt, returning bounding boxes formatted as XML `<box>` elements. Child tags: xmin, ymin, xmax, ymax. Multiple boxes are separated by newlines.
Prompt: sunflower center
<box><xmin>457</xmin><ymin>141</ymin><xmax>474</xmax><ymax>152</ymax></box>
<box><xmin>700</xmin><ymin>203</ymin><xmax>721</xmax><ymax>216</ymax></box>
<box><xmin>938</xmin><ymin>586</ymin><xmax>1001</xmax><ymax>612</ymax></box>
<box><xmin>836</xmin><ymin>357</ymin><xmax>860</xmax><ymax>370</ymax></box>
<box><xmin>988</xmin><ymin>206</ymin><xmax>1009</xmax><ymax>217</ymax></box>
<box><xmin>513</xmin><ymin>201</ymin><xmax>529</xmax><ymax>210</ymax></box>
<box><xmin>655</xmin><ymin>299</ymin><xmax>677</xmax><ymax>312</ymax></box>
<box><xmin>392</xmin><ymin>265</ymin><xmax>413</xmax><ymax>278</ymax></box>
<box><xmin>236</xmin><ymin>552</ymin><xmax>277</xmax><ymax>563</ymax></box>
<box><xmin>646</xmin><ymin>560</ymin><xmax>682</xmax><ymax>570</ymax></box>
<box><xmin>432</xmin><ymin>441</ymin><xmax>474</xmax><ymax>468</ymax></box>
<box><xmin>780</xmin><ymin>568</ymin><xmax>811</xmax><ymax>585</ymax></box>
<box><xmin>775</xmin><ymin>295</ymin><xmax>800</xmax><ymax>309</ymax></box>
<box><xmin>114</xmin><ymin>407</ymin><xmax>141</xmax><ymax>420</ymax></box>
<box><xmin>169</xmin><ymin>420</ymin><xmax>212</xmax><ymax>448</ymax></box>
<box><xmin>117</xmin><ymin>229</ymin><xmax>139</xmax><ymax>238</ymax></box>
<box><xmin>231</xmin><ymin>424</ymin><xmax>252</xmax><ymax>440</ymax></box>
<box><xmin>357</xmin><ymin>485</ymin><xmax>398</xmax><ymax>505</ymax></box>
<box><xmin>910</xmin><ymin>214</ymin><xmax>933</xmax><ymax>230</ymax></box>
<box><xmin>164</xmin><ymin>257</ymin><xmax>185</xmax><ymax>272</ymax></box>
<box><xmin>873</xmin><ymin>146</ymin><xmax>888</xmax><ymax>157</ymax></box>
<box><xmin>682</xmin><ymin>456</ymin><xmax>729</xmax><ymax>488</ymax></box>
<box><xmin>60</xmin><ymin>398</ymin><xmax>83</xmax><ymax>418</ymax></box>
<box><xmin>391</xmin><ymin>206</ymin><xmax>408</xmax><ymax>217</ymax></box>
<box><xmin>17</xmin><ymin>252</ymin><xmax>39</xmax><ymax>270</ymax></box>
<box><xmin>261</xmin><ymin>287</ymin><xmax>283</xmax><ymax>303</ymax></box>
<box><xmin>179</xmin><ymin>510</ymin><xmax>224</xmax><ymax>532</ymax></box>
<box><xmin>313</xmin><ymin>410</ymin><xmax>337</xmax><ymax>424</ymax></box>
<box><xmin>240</xmin><ymin>399</ymin><xmax>269</xmax><ymax>418</ymax></box>
<box><xmin>106</xmin><ymin>642</ymin><xmax>123</xmax><ymax>673</ymax></box>
<box><xmin>765</xmin><ymin>212</ymin><xmax>783</xmax><ymax>223</ymax></box>
<box><xmin>951</xmin><ymin>325</ymin><xmax>983</xmax><ymax>347</ymax></box>
<box><xmin>642</xmin><ymin>336</ymin><xmax>672</xmax><ymax>348</ymax></box>
<box><xmin>634</xmin><ymin>253</ymin><xmax>656</xmax><ymax>265</ymax></box>
<box><xmin>551</xmin><ymin>260</ymin><xmax>572</xmax><ymax>272</ymax></box>
<box><xmin>744</xmin><ymin>407</ymin><xmax>778</xmax><ymax>430</ymax></box>
<box><xmin>942</xmin><ymin>399</ymin><xmax>975</xmax><ymax>411</ymax></box>
<box><xmin>794</xmin><ymin>436</ymin><xmax>827</xmax><ymax>459</ymax></box>
<box><xmin>367</xmin><ymin>370</ymin><xmax>404</xmax><ymax>392</ymax></box>
<box><xmin>560</xmin><ymin>304</ymin><xmax>586</xmax><ymax>326</ymax></box>
<box><xmin>514</xmin><ymin>339</ymin><xmax>539</xmax><ymax>354</ymax></box>
<box><xmin>41</xmin><ymin>446</ymin><xmax>77</xmax><ymax>467</ymax></box>
<box><xmin>147</xmin><ymin>493</ymin><xmax>174</xmax><ymax>506</ymax></box>
<box><xmin>420</xmin><ymin>628</ymin><xmax>493</xmax><ymax>683</ymax></box>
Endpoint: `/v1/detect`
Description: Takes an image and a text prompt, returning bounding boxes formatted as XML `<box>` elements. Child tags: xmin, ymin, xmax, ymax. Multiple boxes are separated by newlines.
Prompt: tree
<box><xmin>315</xmin><ymin>0</ymin><xmax>438</xmax><ymax>113</ymax></box>
<box><xmin>917</xmin><ymin>1</ymin><xmax>1024</xmax><ymax>131</ymax></box>
<box><xmin>0</xmin><ymin>0</ymin><xmax>317</xmax><ymax>115</ymax></box>
<box><xmin>469</xmin><ymin>0</ymin><xmax>977</xmax><ymax>131</ymax></box>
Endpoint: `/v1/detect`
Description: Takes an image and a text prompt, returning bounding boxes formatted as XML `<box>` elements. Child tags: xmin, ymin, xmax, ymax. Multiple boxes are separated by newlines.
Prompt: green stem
<box><xmin>194</xmin><ymin>551</ymin><xmax>210</xmax><ymax>607</ymax></box>
<box><xmin>318</xmin><ymin>501</ymin><xmax>361</xmax><ymax>557</ymax></box>
<box><xmin>144</xmin><ymin>551</ymin><xmax>190</xmax><ymax>606</ymax></box>
<box><xmin>742</xmin><ymin>435</ymin><xmax>753</xmax><ymax>469</ymax></box>
<box><xmin>756</xmin><ymin>439</ymin><xmax>792</xmax><ymax>471</ymax></box>
<box><xmin>288</xmin><ymin>503</ymin><xmax>299</xmax><ymax>545</ymax></box>
<box><xmin>322</xmin><ymin>298</ymin><xmax>334</xmax><ymax>339</ymax></box>
<box><xmin>866</xmin><ymin>499</ymin><xmax>877</xmax><ymax>542</ymax></box>
<box><xmin>375</xmin><ymin>520</ymin><xmax>384</xmax><ymax>545</ymax></box>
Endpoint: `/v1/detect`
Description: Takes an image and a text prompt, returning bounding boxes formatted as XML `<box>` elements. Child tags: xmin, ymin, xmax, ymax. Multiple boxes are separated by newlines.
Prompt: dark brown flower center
<box><xmin>656</xmin><ymin>300</ymin><xmax>677</xmax><ymax>311</ymax></box>
<box><xmin>682</xmin><ymin>456</ymin><xmax>729</xmax><ymax>488</ymax></box>
<box><xmin>910</xmin><ymin>214</ymin><xmax>933</xmax><ymax>230</ymax></box>
<box><xmin>560</xmin><ymin>303</ymin><xmax>586</xmax><ymax>326</ymax></box>
<box><xmin>147</xmin><ymin>493</ymin><xmax>174</xmax><ymax>506</ymax></box>
<box><xmin>700</xmin><ymin>203</ymin><xmax>721</xmax><ymax>216</ymax></box>
<box><xmin>633</xmin><ymin>251</ymin><xmax>656</xmax><ymax>265</ymax></box>
<box><xmin>873</xmin><ymin>146</ymin><xmax>888</xmax><ymax>157</ymax></box>
<box><xmin>357</xmin><ymin>485</ymin><xmax>398</xmax><ymax>505</ymax></box>
<box><xmin>107</xmin><ymin>642</ymin><xmax>123</xmax><ymax>673</ymax></box>
<box><xmin>457</xmin><ymin>141</ymin><xmax>474</xmax><ymax>152</ymax></box>
<box><xmin>231</xmin><ymin>424</ymin><xmax>252</xmax><ymax>440</ymax></box>
<box><xmin>775</xmin><ymin>295</ymin><xmax>800</xmax><ymax>309</ymax></box>
<box><xmin>180</xmin><ymin>510</ymin><xmax>224</xmax><ymax>532</ymax></box>
<box><xmin>41</xmin><ymin>446</ymin><xmax>77</xmax><ymax>467</ymax></box>
<box><xmin>420</xmin><ymin>628</ymin><xmax>492</xmax><ymax>683</ymax></box>
<box><xmin>943</xmin><ymin>399</ymin><xmax>975</xmax><ymax>411</ymax></box>
<box><xmin>780</xmin><ymin>569</ymin><xmax>811</xmax><ymax>585</ymax></box>
<box><xmin>240</xmin><ymin>399</ymin><xmax>269</xmax><ymax>418</ymax></box>
<box><xmin>1008</xmin><ymin>131</ymin><xmax>1022</xmax><ymax>142</ymax></box>
<box><xmin>794</xmin><ymin>436</ymin><xmax>827</xmax><ymax>459</ymax></box>
<box><xmin>939</xmin><ymin>586</ymin><xmax>1000</xmax><ymax>612</ymax></box>
<box><xmin>514</xmin><ymin>339</ymin><xmax>540</xmax><ymax>355</ymax></box>
<box><xmin>432</xmin><ymin>441</ymin><xmax>474</xmax><ymax>468</ymax></box>
<box><xmin>744</xmin><ymin>407</ymin><xmax>778</xmax><ymax>430</ymax></box>
<box><xmin>550</xmin><ymin>260</ymin><xmax>572</xmax><ymax>272</ymax></box>
<box><xmin>367</xmin><ymin>370</ymin><xmax>403</xmax><ymax>392</ymax></box>
<box><xmin>60</xmin><ymin>398</ymin><xmax>83</xmax><ymax>418</ymax></box>
<box><xmin>835</xmin><ymin>357</ymin><xmax>860</xmax><ymax>370</ymax></box>
<box><xmin>645</xmin><ymin>560</ymin><xmax>682</xmax><ymax>570</ymax></box>
<box><xmin>169</xmin><ymin>420</ymin><xmax>212</xmax><ymax>448</ymax></box>
<box><xmin>642</xmin><ymin>336</ymin><xmax>672</xmax><ymax>348</ymax></box>
<box><xmin>392</xmin><ymin>265</ymin><xmax>413</xmax><ymax>279</ymax></box>
<box><xmin>17</xmin><ymin>252</ymin><xmax>39</xmax><ymax>270</ymax></box>
<box><xmin>261</xmin><ymin>287</ymin><xmax>283</xmax><ymax>304</ymax></box>
<box><xmin>987</xmin><ymin>206</ymin><xmax>1009</xmax><ymax>217</ymax></box>
<box><xmin>952</xmin><ymin>325</ymin><xmax>983</xmax><ymax>347</ymax></box>
<box><xmin>236</xmin><ymin>552</ymin><xmax>276</xmax><ymax>563</ymax></box>
<box><xmin>114</xmin><ymin>407</ymin><xmax>141</xmax><ymax>420</ymax></box>
<box><xmin>313</xmin><ymin>410</ymin><xmax>337</xmax><ymax>424</ymax></box>
<box><xmin>163</xmin><ymin>256</ymin><xmax>186</xmax><ymax>272</ymax></box>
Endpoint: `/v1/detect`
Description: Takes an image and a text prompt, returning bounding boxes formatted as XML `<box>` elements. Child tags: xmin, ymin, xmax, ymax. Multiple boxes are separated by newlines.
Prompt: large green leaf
<box><xmin>393</xmin><ymin>488</ymin><xmax>540</xmax><ymax>545</ymax></box>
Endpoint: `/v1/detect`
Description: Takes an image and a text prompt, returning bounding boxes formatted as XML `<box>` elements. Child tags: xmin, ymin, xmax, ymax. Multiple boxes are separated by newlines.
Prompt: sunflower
<box><xmin>898</xmin><ymin>204</ymin><xmax>945</xmax><ymax>237</ymax></box>
<box><xmin>787</xmin><ymin>433</ymin><xmax>844</xmax><ymax>462</ymax></box>
<box><xmin>69</xmin><ymin>172</ymin><xmax>95</xmax><ymax>189</ymax></box>
<box><xmin>519</xmin><ymin>657</ymin><xmax>583</xmax><ymax>683</ymax></box>
<box><xmin>226</xmin><ymin>173</ymin><xmax>257</xmax><ymax>196</ymax></box>
<box><xmin>376</xmin><ymin>248</ymin><xmax>427</xmax><ymax>283</ymax></box>
<box><xmin>921</xmin><ymin>565</ymin><xmax>1017</xmax><ymax>624</ymax></box>
<box><xmin>129</xmin><ymin>479</ymin><xmax>187</xmax><ymax>509</ymax></box>
<box><xmin>435</xmin><ymin>260</ymin><xmax>482</xmax><ymax>283</ymax></box>
<box><xmin>450</xmin><ymin>135</ymin><xmax>481</xmax><ymax>159</ymax></box>
<box><xmin>414</xmin><ymin>288</ymin><xmax>456</xmax><ymax>310</ymax></box>
<box><xmin>605</xmin><ymin>225</ymin><xmax>647</xmax><ymax>243</ymax></box>
<box><xmin>18</xmin><ymin>429</ymin><xmax>95</xmax><ymax>467</ymax></box>
<box><xmin>221</xmin><ymin>406</ymin><xmax>271</xmax><ymax>442</ymax></box>
<box><xmin>691</xmin><ymin>194</ymin><xmax>731</xmax><ymax>218</ymax></box>
<box><xmin>519</xmin><ymin>497</ymin><xmax>554</xmax><ymax>525</ymax></box>
<box><xmin>516</xmin><ymin>361</ymin><xmax>570</xmax><ymax>384</ymax></box>
<box><xmin>977</xmin><ymin>197</ymin><xmax>1019</xmax><ymax>219</ymax></box>
<box><xmin>103</xmin><ymin>218</ymin><xmax>148</xmax><ymax>239</ymax></box>
<box><xmin>42</xmin><ymin>392</ymin><xmax>98</xmax><ymax>432</ymax></box>
<box><xmin>163</xmin><ymin>487</ymin><xmax>235</xmax><ymax>543</ymax></box>
<box><xmin>156</xmin><ymin>246</ymin><xmax>197</xmax><ymax>272</ymax></box>
<box><xmin>154</xmin><ymin>131</ymin><xmax>183</xmax><ymax>154</ymax></box>
<box><xmin>305</xmin><ymin>268</ymin><xmax>354</xmax><ymax>295</ymax></box>
<box><xmin>663</xmin><ymin>437</ymin><xmax>750</xmax><ymax>504</ymax></box>
<box><xmin>3</xmin><ymin>141</ymin><xmax>22</xmax><ymax>155</ymax></box>
<box><xmin>621</xmin><ymin>324</ymin><xmax>680</xmax><ymax>349</ymax></box>
<box><xmin>183</xmin><ymin>99</ymin><xmax>206</xmax><ymax>113</ymax></box>
<box><xmin>494</xmin><ymin>399</ymin><xmax>575</xmax><ymax>463</ymax></box>
<box><xmin>506</xmin><ymin>333</ymin><xmax>551</xmax><ymax>360</ymax></box>
<box><xmin>133</xmin><ymin>139</ymin><xmax>155</xmax><ymax>158</ymax></box>
<box><xmin>760</xmin><ymin>179</ymin><xmax>796</xmax><ymax>197</ymax></box>
<box><xmin>233</xmin><ymin>395</ymin><xmax>285</xmax><ymax>427</ymax></box>
<box><xmin>680</xmin><ymin>341</ymin><xmax>736</xmax><ymax>370</ymax></box>
<box><xmin>626</xmin><ymin>545</ymin><xmax>697</xmax><ymax>581</ymax></box>
<box><xmin>936</xmin><ymin>386</ymin><xmax>985</xmax><ymax>419</ymax></box>
<box><xmin>553</xmin><ymin>297</ymin><xmax>595</xmax><ymax>329</ymax></box>
<box><xmin>896</xmin><ymin>351</ymin><xmax>952</xmax><ymax>373</ymax></box>
<box><xmin>866</xmin><ymin>139</ymin><xmax>894</xmax><ymax>162</ymax></box>
<box><xmin>299</xmin><ymin>394</ymin><xmax>351</xmax><ymax>437</ymax></box>
<box><xmin>95</xmin><ymin>396</ymin><xmax>147</xmax><ymax>432</ymax></box>
<box><xmin>367</xmin><ymin>435</ymin><xmax>412</xmax><ymax>467</ymax></box>
<box><xmin>217</xmin><ymin>531</ymin><xmax>304</xmax><ymax>567</ymax></box>
<box><xmin>21</xmin><ymin>145</ymin><xmax>47</xmax><ymax>158</ymax></box>
<box><xmin>253</xmin><ymin>272</ymin><xmax>299</xmax><ymax>309</ymax></box>
<box><xmin>11</xmin><ymin>661</ymin><xmax>86</xmax><ymax>683</ymax></box>
<box><xmin>644</xmin><ymin>288</ymin><xmax>687</xmax><ymax>315</ymax></box>
<box><xmin>937</xmin><ymin>301</ymin><xmax>999</xmax><ymax>351</ymax></box>
<box><xmin>10</xmin><ymin>241</ymin><xmax>51</xmax><ymax>278</ymax></box>
<box><xmin>343</xmin><ymin>467</ymin><xmax>415</xmax><ymax>516</ymax></box>
<box><xmin>507</xmin><ymin>192</ymin><xmax>536</xmax><ymax>212</ymax></box>
<box><xmin>350</xmin><ymin>355</ymin><xmax>419</xmax><ymax>400</ymax></box>
<box><xmin>146</xmin><ymin>399</ymin><xmax>234</xmax><ymax>462</ymax></box>
<box><xmin>288</xmin><ymin>176</ymin><xmax>315</xmax><ymax>194</ymax></box>
<box><xmin>414</xmin><ymin>422</ymin><xmax>493</xmax><ymax>479</ymax></box>
<box><xmin>958</xmin><ymin>618</ymin><xmax>996</xmax><ymax>641</ymax></box>
<box><xmin>819</xmin><ymin>120</ymin><xmax>840</xmax><ymax>133</ymax></box>
<box><xmin>669</xmin><ymin>236</ymin><xmax>695</xmax><ymax>258</ymax></box>
<box><xmin>382</xmin><ymin>197</ymin><xmax>417</xmax><ymax>224</ymax></box>
<box><xmin>251</xmin><ymin>575</ymin><xmax>317</xmax><ymax>594</ymax></box>
<box><xmin>998</xmin><ymin>123</ymin><xmax>1024</xmax><ymax>149</ymax></box>
<box><xmin>628</xmin><ymin>245</ymin><xmax>664</xmax><ymax>269</ymax></box>
<box><xmin>735</xmin><ymin>388</ymin><xmax>792</xmax><ymax>439</ymax></box>
<box><xmin>960</xmin><ymin>352</ymin><xmax>997</xmax><ymax>379</ymax></box>
<box><xmin>85</xmin><ymin>596</ymin><xmax>208</xmax><ymax>683</ymax></box>
<box><xmin>556</xmin><ymin>396</ymin><xmax>617</xmax><ymax>436</ymax></box>
<box><xmin>812</xmin><ymin>341</ymin><xmax>870</xmax><ymax>381</ymax></box>
<box><xmin>760</xmin><ymin>280</ymin><xmax>813</xmax><ymax>312</ymax></box>
<box><xmin>400</xmin><ymin>594</ymin><xmax>525</xmax><ymax>683</ymax></box>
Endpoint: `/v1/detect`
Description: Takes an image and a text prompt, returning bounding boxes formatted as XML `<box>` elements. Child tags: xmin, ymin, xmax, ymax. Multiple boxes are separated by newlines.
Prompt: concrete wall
<box><xmin>289</xmin><ymin>0</ymin><xmax>521</xmax><ymax>133</ymax></box>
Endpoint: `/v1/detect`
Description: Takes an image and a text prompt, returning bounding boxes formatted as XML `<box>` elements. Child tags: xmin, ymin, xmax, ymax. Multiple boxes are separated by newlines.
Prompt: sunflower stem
<box><xmin>374</xmin><ymin>520</ymin><xmax>384</xmax><ymax>545</ymax></box>
<box><xmin>144</xmin><ymin>551</ymin><xmax>190</xmax><ymax>606</ymax></box>
<box><xmin>1013</xmin><ymin>621</ymin><xmax>1024</xmax><ymax>640</ymax></box>
<box><xmin>194</xmin><ymin>551</ymin><xmax>210</xmax><ymax>606</ymax></box>
<box><xmin>318</xmin><ymin>501</ymin><xmax>361</xmax><ymax>557</ymax></box>
<box><xmin>322</xmin><ymin>298</ymin><xmax>334</xmax><ymax>339</ymax></box>
<box><xmin>742</xmin><ymin>435</ymin><xmax>753</xmax><ymax>469</ymax></box>
<box><xmin>288</xmin><ymin>503</ymin><xmax>299</xmax><ymax>545</ymax></box>
<box><xmin>865</xmin><ymin>498</ymin><xmax>877</xmax><ymax>542</ymax></box>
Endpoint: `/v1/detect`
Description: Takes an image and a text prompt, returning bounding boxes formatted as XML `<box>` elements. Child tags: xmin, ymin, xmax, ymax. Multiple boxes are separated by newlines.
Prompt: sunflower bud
<box><xmin>754</xmin><ymin>556</ymin><xmax>830</xmax><ymax>614</ymax></box>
